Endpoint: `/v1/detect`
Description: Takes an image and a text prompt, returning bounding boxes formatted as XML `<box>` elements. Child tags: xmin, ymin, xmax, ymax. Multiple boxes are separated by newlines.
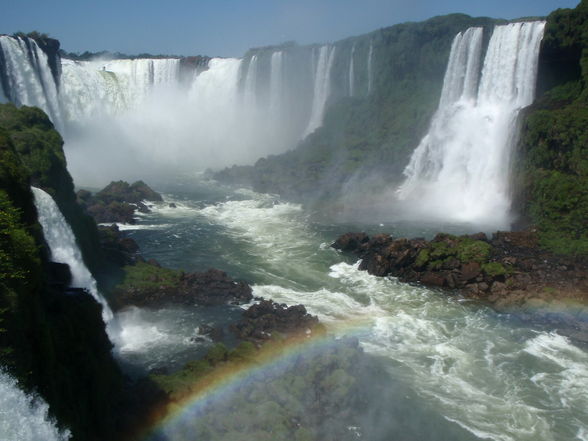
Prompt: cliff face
<box><xmin>515</xmin><ymin>0</ymin><xmax>588</xmax><ymax>255</ymax></box>
<box><xmin>216</xmin><ymin>14</ymin><xmax>500</xmax><ymax>203</ymax></box>
<box><xmin>0</xmin><ymin>103</ymin><xmax>120</xmax><ymax>287</ymax></box>
<box><xmin>0</xmin><ymin>103</ymin><xmax>123</xmax><ymax>441</ymax></box>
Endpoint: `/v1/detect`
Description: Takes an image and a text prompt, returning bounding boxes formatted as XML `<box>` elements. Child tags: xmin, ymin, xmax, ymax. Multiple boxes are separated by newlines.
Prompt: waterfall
<box><xmin>367</xmin><ymin>40</ymin><xmax>374</xmax><ymax>94</ymax></box>
<box><xmin>397</xmin><ymin>22</ymin><xmax>546</xmax><ymax>228</ymax></box>
<box><xmin>303</xmin><ymin>45</ymin><xmax>336</xmax><ymax>137</ymax></box>
<box><xmin>0</xmin><ymin>371</ymin><xmax>70</xmax><ymax>441</ymax></box>
<box><xmin>242</xmin><ymin>54</ymin><xmax>258</xmax><ymax>109</ymax></box>
<box><xmin>269</xmin><ymin>51</ymin><xmax>283</xmax><ymax>114</ymax></box>
<box><xmin>348</xmin><ymin>44</ymin><xmax>356</xmax><ymax>97</ymax></box>
<box><xmin>31</xmin><ymin>187</ymin><xmax>113</xmax><ymax>322</ymax></box>
<box><xmin>0</xmin><ymin>36</ymin><xmax>63</xmax><ymax>129</ymax></box>
<box><xmin>59</xmin><ymin>58</ymin><xmax>180</xmax><ymax>124</ymax></box>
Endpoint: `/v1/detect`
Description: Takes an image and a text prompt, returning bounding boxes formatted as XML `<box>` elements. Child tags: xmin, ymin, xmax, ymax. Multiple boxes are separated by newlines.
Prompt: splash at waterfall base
<box><xmin>334</xmin><ymin>231</ymin><xmax>588</xmax><ymax>341</ymax></box>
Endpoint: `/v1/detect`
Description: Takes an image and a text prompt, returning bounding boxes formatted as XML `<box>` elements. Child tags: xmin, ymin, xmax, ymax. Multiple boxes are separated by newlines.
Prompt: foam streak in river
<box><xmin>398</xmin><ymin>22</ymin><xmax>545</xmax><ymax>229</ymax></box>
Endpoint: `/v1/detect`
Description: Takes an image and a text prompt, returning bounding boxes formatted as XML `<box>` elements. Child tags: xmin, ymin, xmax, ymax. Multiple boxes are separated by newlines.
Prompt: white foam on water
<box><xmin>113</xmin><ymin>307</ymin><xmax>196</xmax><ymax>354</ymax></box>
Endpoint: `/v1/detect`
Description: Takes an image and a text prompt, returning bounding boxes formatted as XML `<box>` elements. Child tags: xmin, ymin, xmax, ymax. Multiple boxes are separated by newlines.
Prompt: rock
<box><xmin>420</xmin><ymin>272</ymin><xmax>446</xmax><ymax>287</ymax></box>
<box><xmin>198</xmin><ymin>324</ymin><xmax>224</xmax><ymax>341</ymax></box>
<box><xmin>467</xmin><ymin>232</ymin><xmax>488</xmax><ymax>242</ymax></box>
<box><xmin>48</xmin><ymin>262</ymin><xmax>72</xmax><ymax>287</ymax></box>
<box><xmin>80</xmin><ymin>180</ymin><xmax>162</xmax><ymax>224</ymax></box>
<box><xmin>332</xmin><ymin>232</ymin><xmax>369</xmax><ymax>252</ymax></box>
<box><xmin>460</xmin><ymin>262</ymin><xmax>481</xmax><ymax>281</ymax></box>
<box><xmin>135</xmin><ymin>201</ymin><xmax>151</xmax><ymax>213</ymax></box>
<box><xmin>114</xmin><ymin>264</ymin><xmax>253</xmax><ymax>309</ymax></box>
<box><xmin>88</xmin><ymin>201</ymin><xmax>135</xmax><ymax>224</ymax></box>
<box><xmin>169</xmin><ymin>203</ymin><xmax>177</xmax><ymax>208</ymax></box>
<box><xmin>98</xmin><ymin>225</ymin><xmax>140</xmax><ymax>266</ymax></box>
<box><xmin>230</xmin><ymin>300</ymin><xmax>321</xmax><ymax>344</ymax></box>
<box><xmin>332</xmin><ymin>229</ymin><xmax>588</xmax><ymax>336</ymax></box>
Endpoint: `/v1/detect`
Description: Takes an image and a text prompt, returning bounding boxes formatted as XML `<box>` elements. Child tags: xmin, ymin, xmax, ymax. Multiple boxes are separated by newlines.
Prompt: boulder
<box><xmin>230</xmin><ymin>300</ymin><xmax>321</xmax><ymax>345</ymax></box>
<box><xmin>332</xmin><ymin>232</ymin><xmax>369</xmax><ymax>252</ymax></box>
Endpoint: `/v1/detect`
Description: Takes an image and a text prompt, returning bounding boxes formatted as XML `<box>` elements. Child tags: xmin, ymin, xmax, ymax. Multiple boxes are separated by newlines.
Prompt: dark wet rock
<box><xmin>230</xmin><ymin>299</ymin><xmax>322</xmax><ymax>345</ymax></box>
<box><xmin>169</xmin><ymin>203</ymin><xmax>177</xmax><ymax>208</ymax></box>
<box><xmin>113</xmin><ymin>263</ymin><xmax>253</xmax><ymax>310</ymax></box>
<box><xmin>333</xmin><ymin>230</ymin><xmax>588</xmax><ymax>318</ymax></box>
<box><xmin>77</xmin><ymin>180</ymin><xmax>162</xmax><ymax>224</ymax></box>
<box><xmin>182</xmin><ymin>268</ymin><xmax>253</xmax><ymax>306</ymax></box>
<box><xmin>86</xmin><ymin>200</ymin><xmax>136</xmax><ymax>224</ymax></box>
<box><xmin>332</xmin><ymin>232</ymin><xmax>370</xmax><ymax>252</ymax></box>
<box><xmin>98</xmin><ymin>224</ymin><xmax>140</xmax><ymax>266</ymax></box>
<box><xmin>47</xmin><ymin>262</ymin><xmax>72</xmax><ymax>288</ymax></box>
<box><xmin>95</xmin><ymin>180</ymin><xmax>162</xmax><ymax>204</ymax></box>
<box><xmin>135</xmin><ymin>201</ymin><xmax>151</xmax><ymax>213</ymax></box>
<box><xmin>198</xmin><ymin>324</ymin><xmax>224</xmax><ymax>341</ymax></box>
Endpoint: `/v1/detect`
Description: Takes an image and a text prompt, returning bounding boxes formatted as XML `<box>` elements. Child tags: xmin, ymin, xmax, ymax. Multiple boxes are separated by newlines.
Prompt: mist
<box><xmin>60</xmin><ymin>54</ymin><xmax>321</xmax><ymax>187</ymax></box>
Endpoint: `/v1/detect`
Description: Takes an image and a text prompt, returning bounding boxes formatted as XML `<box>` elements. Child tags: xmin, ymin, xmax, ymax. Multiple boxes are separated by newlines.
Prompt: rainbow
<box><xmin>140</xmin><ymin>319</ymin><xmax>372</xmax><ymax>441</ymax></box>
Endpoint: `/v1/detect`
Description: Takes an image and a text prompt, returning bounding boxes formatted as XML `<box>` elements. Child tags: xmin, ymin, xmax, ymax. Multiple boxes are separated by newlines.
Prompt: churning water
<box><xmin>115</xmin><ymin>177</ymin><xmax>588</xmax><ymax>441</ymax></box>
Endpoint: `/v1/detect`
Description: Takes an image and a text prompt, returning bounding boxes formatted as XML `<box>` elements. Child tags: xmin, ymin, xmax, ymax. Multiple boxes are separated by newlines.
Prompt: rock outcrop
<box><xmin>231</xmin><ymin>299</ymin><xmax>322</xmax><ymax>345</ymax></box>
<box><xmin>333</xmin><ymin>230</ymin><xmax>588</xmax><ymax>331</ymax></box>
<box><xmin>113</xmin><ymin>262</ymin><xmax>253</xmax><ymax>309</ymax></box>
<box><xmin>77</xmin><ymin>180</ymin><xmax>162</xmax><ymax>224</ymax></box>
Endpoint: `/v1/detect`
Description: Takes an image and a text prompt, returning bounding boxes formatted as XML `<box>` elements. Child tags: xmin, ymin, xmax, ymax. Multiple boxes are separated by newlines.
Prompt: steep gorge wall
<box><xmin>216</xmin><ymin>14</ymin><xmax>500</xmax><ymax>202</ymax></box>
<box><xmin>515</xmin><ymin>0</ymin><xmax>588</xmax><ymax>255</ymax></box>
<box><xmin>0</xmin><ymin>103</ymin><xmax>123</xmax><ymax>441</ymax></box>
<box><xmin>0</xmin><ymin>103</ymin><xmax>117</xmax><ymax>286</ymax></box>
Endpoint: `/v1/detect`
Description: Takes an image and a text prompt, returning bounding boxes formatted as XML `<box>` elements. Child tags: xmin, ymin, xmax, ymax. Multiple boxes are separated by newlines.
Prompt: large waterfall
<box><xmin>0</xmin><ymin>34</ymin><xmax>370</xmax><ymax>184</ymax></box>
<box><xmin>0</xmin><ymin>36</ymin><xmax>63</xmax><ymax>126</ymax></box>
<box><xmin>397</xmin><ymin>22</ymin><xmax>546</xmax><ymax>228</ymax></box>
<box><xmin>31</xmin><ymin>187</ymin><xmax>113</xmax><ymax>322</ymax></box>
<box><xmin>0</xmin><ymin>371</ymin><xmax>70</xmax><ymax>441</ymax></box>
<box><xmin>303</xmin><ymin>45</ymin><xmax>337</xmax><ymax>137</ymax></box>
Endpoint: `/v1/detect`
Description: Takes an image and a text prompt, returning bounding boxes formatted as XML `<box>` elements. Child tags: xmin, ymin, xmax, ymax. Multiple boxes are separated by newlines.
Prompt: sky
<box><xmin>0</xmin><ymin>0</ymin><xmax>580</xmax><ymax>57</ymax></box>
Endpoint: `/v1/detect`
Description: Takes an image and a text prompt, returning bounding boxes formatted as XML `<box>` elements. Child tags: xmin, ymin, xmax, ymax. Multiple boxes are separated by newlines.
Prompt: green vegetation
<box><xmin>0</xmin><ymin>104</ymin><xmax>109</xmax><ymax>286</ymax></box>
<box><xmin>413</xmin><ymin>234</ymin><xmax>492</xmax><ymax>270</ymax></box>
<box><xmin>0</xmin><ymin>105</ymin><xmax>123</xmax><ymax>441</ymax></box>
<box><xmin>516</xmin><ymin>0</ymin><xmax>588</xmax><ymax>255</ymax></box>
<box><xmin>116</xmin><ymin>260</ymin><xmax>182</xmax><ymax>293</ymax></box>
<box><xmin>481</xmin><ymin>262</ymin><xmax>508</xmax><ymax>277</ymax></box>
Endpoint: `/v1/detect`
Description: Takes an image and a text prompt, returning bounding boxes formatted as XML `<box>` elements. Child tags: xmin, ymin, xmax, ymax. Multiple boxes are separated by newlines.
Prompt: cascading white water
<box><xmin>242</xmin><ymin>54</ymin><xmax>258</xmax><ymax>109</ymax></box>
<box><xmin>31</xmin><ymin>186</ymin><xmax>113</xmax><ymax>322</ymax></box>
<box><xmin>303</xmin><ymin>45</ymin><xmax>337</xmax><ymax>137</ymax></box>
<box><xmin>367</xmin><ymin>40</ymin><xmax>374</xmax><ymax>94</ymax></box>
<box><xmin>0</xmin><ymin>371</ymin><xmax>70</xmax><ymax>441</ymax></box>
<box><xmin>348</xmin><ymin>44</ymin><xmax>356</xmax><ymax>97</ymax></box>
<box><xmin>1</xmin><ymin>35</ymin><xmax>341</xmax><ymax>184</ymax></box>
<box><xmin>269</xmin><ymin>51</ymin><xmax>283</xmax><ymax>115</ymax></box>
<box><xmin>0</xmin><ymin>36</ymin><xmax>63</xmax><ymax>129</ymax></box>
<box><xmin>397</xmin><ymin>22</ymin><xmax>546</xmax><ymax>229</ymax></box>
<box><xmin>59</xmin><ymin>58</ymin><xmax>181</xmax><ymax>124</ymax></box>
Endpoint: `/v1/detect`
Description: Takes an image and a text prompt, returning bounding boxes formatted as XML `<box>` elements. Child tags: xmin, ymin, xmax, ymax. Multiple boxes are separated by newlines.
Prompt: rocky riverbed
<box><xmin>334</xmin><ymin>230</ymin><xmax>588</xmax><ymax>341</ymax></box>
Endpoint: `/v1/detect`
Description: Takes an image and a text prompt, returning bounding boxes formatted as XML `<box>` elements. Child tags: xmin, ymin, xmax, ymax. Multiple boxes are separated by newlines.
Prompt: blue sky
<box><xmin>0</xmin><ymin>0</ymin><xmax>580</xmax><ymax>57</ymax></box>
